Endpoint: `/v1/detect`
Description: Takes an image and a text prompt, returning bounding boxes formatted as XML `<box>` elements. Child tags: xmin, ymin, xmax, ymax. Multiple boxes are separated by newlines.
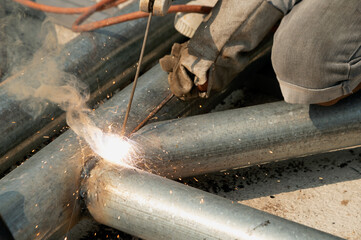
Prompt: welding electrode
<box><xmin>121</xmin><ymin>12</ymin><xmax>153</xmax><ymax>136</ymax></box>
<box><xmin>122</xmin><ymin>0</ymin><xmax>173</xmax><ymax>135</ymax></box>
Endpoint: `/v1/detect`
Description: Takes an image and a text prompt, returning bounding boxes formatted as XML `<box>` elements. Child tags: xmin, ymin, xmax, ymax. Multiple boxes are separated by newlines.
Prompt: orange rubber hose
<box><xmin>72</xmin><ymin>5</ymin><xmax>212</xmax><ymax>32</ymax></box>
<box><xmin>13</xmin><ymin>0</ymin><xmax>127</xmax><ymax>14</ymax></box>
<box><xmin>13</xmin><ymin>0</ymin><xmax>212</xmax><ymax>32</ymax></box>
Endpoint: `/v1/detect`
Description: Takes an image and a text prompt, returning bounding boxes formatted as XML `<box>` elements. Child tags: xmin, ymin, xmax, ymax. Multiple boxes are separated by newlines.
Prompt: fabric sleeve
<box><xmin>185</xmin><ymin>0</ymin><xmax>283</xmax><ymax>85</ymax></box>
<box><xmin>266</xmin><ymin>0</ymin><xmax>302</xmax><ymax>14</ymax></box>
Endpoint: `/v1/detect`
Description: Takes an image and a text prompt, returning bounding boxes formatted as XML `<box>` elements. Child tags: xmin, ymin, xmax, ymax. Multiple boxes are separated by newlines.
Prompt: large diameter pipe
<box><xmin>132</xmin><ymin>93</ymin><xmax>361</xmax><ymax>178</ymax></box>
<box><xmin>84</xmin><ymin>162</ymin><xmax>342</xmax><ymax>240</ymax></box>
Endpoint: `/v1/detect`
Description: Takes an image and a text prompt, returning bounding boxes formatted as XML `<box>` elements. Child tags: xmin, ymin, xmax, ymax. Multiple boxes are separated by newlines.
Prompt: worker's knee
<box><xmin>271</xmin><ymin>0</ymin><xmax>361</xmax><ymax>104</ymax></box>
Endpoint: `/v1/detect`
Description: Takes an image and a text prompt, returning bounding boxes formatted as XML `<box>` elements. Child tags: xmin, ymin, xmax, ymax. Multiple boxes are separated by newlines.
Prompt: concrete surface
<box><xmin>184</xmin><ymin>147</ymin><xmax>361</xmax><ymax>240</ymax></box>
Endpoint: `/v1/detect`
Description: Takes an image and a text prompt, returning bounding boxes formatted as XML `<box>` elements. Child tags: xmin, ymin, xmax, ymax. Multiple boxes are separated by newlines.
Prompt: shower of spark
<box><xmin>92</xmin><ymin>132</ymin><xmax>136</xmax><ymax>167</ymax></box>
<box><xmin>81</xmin><ymin>125</ymin><xmax>137</xmax><ymax>168</ymax></box>
<box><xmin>67</xmin><ymin>109</ymin><xmax>137</xmax><ymax>168</ymax></box>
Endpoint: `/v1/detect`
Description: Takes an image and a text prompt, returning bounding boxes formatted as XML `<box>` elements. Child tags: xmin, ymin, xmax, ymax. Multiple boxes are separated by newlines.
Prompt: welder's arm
<box><xmin>160</xmin><ymin>0</ymin><xmax>285</xmax><ymax>100</ymax></box>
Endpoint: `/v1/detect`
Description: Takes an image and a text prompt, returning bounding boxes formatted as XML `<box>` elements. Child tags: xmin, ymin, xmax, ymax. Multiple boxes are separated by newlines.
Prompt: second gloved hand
<box><xmin>160</xmin><ymin>0</ymin><xmax>284</xmax><ymax>100</ymax></box>
<box><xmin>160</xmin><ymin>42</ymin><xmax>208</xmax><ymax>100</ymax></box>
<box><xmin>160</xmin><ymin>41</ymin><xmax>243</xmax><ymax>100</ymax></box>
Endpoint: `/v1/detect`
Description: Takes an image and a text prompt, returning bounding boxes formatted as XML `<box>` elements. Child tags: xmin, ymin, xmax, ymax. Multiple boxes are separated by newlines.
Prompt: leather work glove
<box><xmin>159</xmin><ymin>42</ymin><xmax>198</xmax><ymax>100</ymax></box>
<box><xmin>160</xmin><ymin>0</ymin><xmax>284</xmax><ymax>100</ymax></box>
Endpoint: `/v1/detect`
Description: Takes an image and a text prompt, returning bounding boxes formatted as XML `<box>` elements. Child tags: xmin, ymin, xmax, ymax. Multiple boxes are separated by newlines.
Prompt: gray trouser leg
<box><xmin>271</xmin><ymin>0</ymin><xmax>361</xmax><ymax>104</ymax></box>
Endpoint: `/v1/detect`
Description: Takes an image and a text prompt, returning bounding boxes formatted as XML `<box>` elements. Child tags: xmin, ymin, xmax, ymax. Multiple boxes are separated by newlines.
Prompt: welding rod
<box><xmin>122</xmin><ymin>13</ymin><xmax>153</xmax><ymax>135</ymax></box>
<box><xmin>83</xmin><ymin>162</ymin><xmax>342</xmax><ymax>240</ymax></box>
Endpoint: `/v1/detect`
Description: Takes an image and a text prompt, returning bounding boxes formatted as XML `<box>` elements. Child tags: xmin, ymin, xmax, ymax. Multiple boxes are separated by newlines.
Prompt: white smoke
<box><xmin>3</xmin><ymin>15</ymin><xmax>136</xmax><ymax>167</ymax></box>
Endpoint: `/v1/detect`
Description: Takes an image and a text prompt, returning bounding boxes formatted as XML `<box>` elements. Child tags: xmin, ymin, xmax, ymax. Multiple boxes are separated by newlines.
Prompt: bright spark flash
<box><xmin>81</xmin><ymin>125</ymin><xmax>136</xmax><ymax>167</ymax></box>
<box><xmin>66</xmin><ymin>109</ymin><xmax>136</xmax><ymax>167</ymax></box>
<box><xmin>93</xmin><ymin>133</ymin><xmax>135</xmax><ymax>167</ymax></box>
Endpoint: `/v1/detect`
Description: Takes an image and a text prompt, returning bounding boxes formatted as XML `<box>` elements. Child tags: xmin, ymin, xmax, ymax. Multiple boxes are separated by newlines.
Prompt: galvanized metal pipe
<box><xmin>0</xmin><ymin>63</ymin><xmax>262</xmax><ymax>239</ymax></box>
<box><xmin>0</xmin><ymin>65</ymin><xmax>172</xmax><ymax>239</ymax></box>
<box><xmin>132</xmin><ymin>93</ymin><xmax>361</xmax><ymax>178</ymax></box>
<box><xmin>84</xmin><ymin>162</ymin><xmax>343</xmax><ymax>240</ymax></box>
<box><xmin>0</xmin><ymin>40</ymin><xmax>272</xmax><ymax>238</ymax></box>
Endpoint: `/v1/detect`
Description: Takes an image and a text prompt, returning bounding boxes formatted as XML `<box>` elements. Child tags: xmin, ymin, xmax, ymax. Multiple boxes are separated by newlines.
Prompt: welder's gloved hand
<box><xmin>160</xmin><ymin>0</ymin><xmax>284</xmax><ymax>100</ymax></box>
<box><xmin>160</xmin><ymin>42</ymin><xmax>211</xmax><ymax>100</ymax></box>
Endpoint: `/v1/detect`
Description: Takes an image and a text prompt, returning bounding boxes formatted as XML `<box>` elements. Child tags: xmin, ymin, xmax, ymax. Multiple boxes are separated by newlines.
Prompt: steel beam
<box><xmin>131</xmin><ymin>93</ymin><xmax>361</xmax><ymax>178</ymax></box>
<box><xmin>83</xmin><ymin>161</ymin><xmax>343</xmax><ymax>240</ymax></box>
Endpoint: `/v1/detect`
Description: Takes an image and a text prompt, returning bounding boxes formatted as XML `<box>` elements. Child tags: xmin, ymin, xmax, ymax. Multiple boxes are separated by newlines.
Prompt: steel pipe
<box><xmin>83</xmin><ymin>161</ymin><xmax>342</xmax><ymax>240</ymax></box>
<box><xmin>0</xmin><ymin>63</ymin><xmax>255</xmax><ymax>239</ymax></box>
<box><xmin>0</xmin><ymin>41</ymin><xmax>272</xmax><ymax>238</ymax></box>
<box><xmin>132</xmin><ymin>93</ymin><xmax>361</xmax><ymax>178</ymax></box>
<box><xmin>0</xmin><ymin>65</ymin><xmax>173</xmax><ymax>239</ymax></box>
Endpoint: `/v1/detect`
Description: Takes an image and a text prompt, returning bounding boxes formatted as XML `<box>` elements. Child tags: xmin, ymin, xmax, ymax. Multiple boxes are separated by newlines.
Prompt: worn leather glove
<box><xmin>160</xmin><ymin>0</ymin><xmax>283</xmax><ymax>100</ymax></box>
<box><xmin>159</xmin><ymin>42</ymin><xmax>201</xmax><ymax>100</ymax></box>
